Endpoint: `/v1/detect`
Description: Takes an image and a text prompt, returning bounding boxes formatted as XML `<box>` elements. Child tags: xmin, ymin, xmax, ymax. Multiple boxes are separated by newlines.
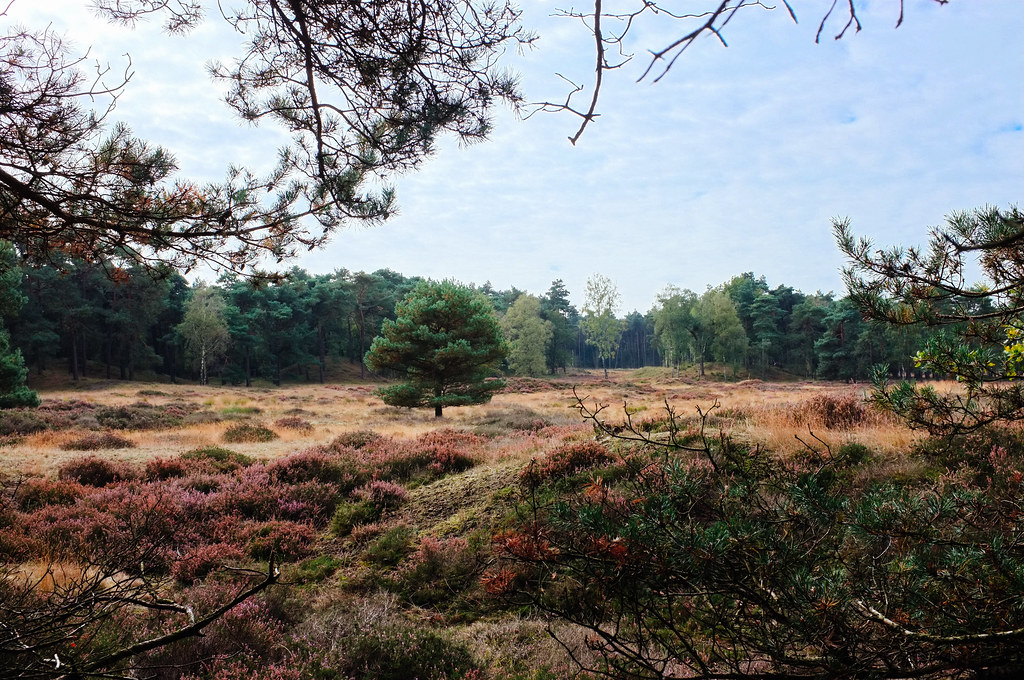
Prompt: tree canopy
<box><xmin>364</xmin><ymin>280</ymin><xmax>507</xmax><ymax>418</ymax></box>
<box><xmin>838</xmin><ymin>205</ymin><xmax>1024</xmax><ymax>435</ymax></box>
<box><xmin>0</xmin><ymin>0</ymin><xmax>528</xmax><ymax>273</ymax></box>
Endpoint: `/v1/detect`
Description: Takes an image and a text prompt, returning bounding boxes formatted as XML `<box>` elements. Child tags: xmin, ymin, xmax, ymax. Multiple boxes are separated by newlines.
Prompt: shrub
<box><xmin>352</xmin><ymin>480</ymin><xmax>408</xmax><ymax>511</ymax></box>
<box><xmin>223</xmin><ymin>422</ymin><xmax>278</xmax><ymax>443</ymax></box>
<box><xmin>331</xmin><ymin>501</ymin><xmax>381</xmax><ymax>536</ymax></box>
<box><xmin>171</xmin><ymin>542</ymin><xmax>246</xmax><ymax>583</ymax></box>
<box><xmin>364</xmin><ymin>524</ymin><xmax>415</xmax><ymax>568</ymax></box>
<box><xmin>397</xmin><ymin>536</ymin><xmax>480</xmax><ymax>606</ymax></box>
<box><xmin>520</xmin><ymin>441</ymin><xmax>615</xmax><ymax>486</ymax></box>
<box><xmin>60</xmin><ymin>431</ymin><xmax>136</xmax><ymax>451</ymax></box>
<box><xmin>330</xmin><ymin>429</ymin><xmax>382</xmax><ymax>450</ymax></box>
<box><xmin>16</xmin><ymin>478</ymin><xmax>85</xmax><ymax>511</ymax></box>
<box><xmin>243</xmin><ymin>520</ymin><xmax>318</xmax><ymax>562</ymax></box>
<box><xmin>94</xmin><ymin>403</ymin><xmax>195</xmax><ymax>430</ymax></box>
<box><xmin>180</xmin><ymin>446</ymin><xmax>255</xmax><ymax>473</ymax></box>
<box><xmin>273</xmin><ymin>416</ymin><xmax>313</xmax><ymax>432</ymax></box>
<box><xmin>0</xmin><ymin>410</ymin><xmax>50</xmax><ymax>436</ymax></box>
<box><xmin>794</xmin><ymin>393</ymin><xmax>870</xmax><ymax>430</ymax></box>
<box><xmin>266</xmin><ymin>451</ymin><xmax>359</xmax><ymax>487</ymax></box>
<box><xmin>339</xmin><ymin>622</ymin><xmax>481</xmax><ymax>680</ymax></box>
<box><xmin>144</xmin><ymin>456</ymin><xmax>188</xmax><ymax>480</ymax></box>
<box><xmin>58</xmin><ymin>456</ymin><xmax>137</xmax><ymax>487</ymax></box>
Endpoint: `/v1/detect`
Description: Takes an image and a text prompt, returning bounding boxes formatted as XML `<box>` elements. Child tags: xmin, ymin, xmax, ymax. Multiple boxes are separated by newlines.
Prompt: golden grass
<box><xmin>1</xmin><ymin>371</ymin><xmax>925</xmax><ymax>477</ymax></box>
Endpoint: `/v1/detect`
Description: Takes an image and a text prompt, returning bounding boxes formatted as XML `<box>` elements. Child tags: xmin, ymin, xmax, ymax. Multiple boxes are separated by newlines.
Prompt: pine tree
<box><xmin>365</xmin><ymin>280</ymin><xmax>507</xmax><ymax>417</ymax></box>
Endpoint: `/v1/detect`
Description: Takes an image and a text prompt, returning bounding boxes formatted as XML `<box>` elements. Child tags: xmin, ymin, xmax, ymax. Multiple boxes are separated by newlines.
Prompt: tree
<box><xmin>653</xmin><ymin>286</ymin><xmax>695</xmax><ymax>375</ymax></box>
<box><xmin>501</xmin><ymin>294</ymin><xmax>552</xmax><ymax>377</ymax></box>
<box><xmin>0</xmin><ymin>242</ymin><xmax>38</xmax><ymax>408</ymax></box>
<box><xmin>580</xmin><ymin>274</ymin><xmax>622</xmax><ymax>378</ymax></box>
<box><xmin>499</xmin><ymin>395</ymin><xmax>1024</xmax><ymax>679</ymax></box>
<box><xmin>177</xmin><ymin>284</ymin><xmax>231</xmax><ymax>385</ymax></box>
<box><xmin>540</xmin><ymin>279</ymin><xmax>578</xmax><ymax>374</ymax></box>
<box><xmin>838</xmin><ymin>205</ymin><xmax>1024</xmax><ymax>435</ymax></box>
<box><xmin>365</xmin><ymin>280</ymin><xmax>507</xmax><ymax>418</ymax></box>
<box><xmin>1</xmin><ymin>1</ymin><xmax>528</xmax><ymax>272</ymax></box>
<box><xmin>536</xmin><ymin>1</ymin><xmax>948</xmax><ymax>142</ymax></box>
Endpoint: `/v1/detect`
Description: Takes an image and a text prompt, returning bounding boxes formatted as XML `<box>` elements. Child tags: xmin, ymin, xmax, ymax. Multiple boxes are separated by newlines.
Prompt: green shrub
<box><xmin>181</xmin><ymin>446</ymin><xmax>255</xmax><ymax>472</ymax></box>
<box><xmin>364</xmin><ymin>524</ymin><xmax>415</xmax><ymax>568</ymax></box>
<box><xmin>331</xmin><ymin>501</ymin><xmax>380</xmax><ymax>536</ymax></box>
<box><xmin>222</xmin><ymin>422</ymin><xmax>278</xmax><ymax>443</ymax></box>
<box><xmin>340</xmin><ymin>622</ymin><xmax>480</xmax><ymax>680</ymax></box>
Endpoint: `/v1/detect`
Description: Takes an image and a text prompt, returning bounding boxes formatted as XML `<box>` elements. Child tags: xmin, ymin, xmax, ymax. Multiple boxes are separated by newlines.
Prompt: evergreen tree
<box><xmin>540</xmin><ymin>279</ymin><xmax>577</xmax><ymax>374</ymax></box>
<box><xmin>365</xmin><ymin>280</ymin><xmax>507</xmax><ymax>417</ymax></box>
<box><xmin>0</xmin><ymin>242</ymin><xmax>38</xmax><ymax>407</ymax></box>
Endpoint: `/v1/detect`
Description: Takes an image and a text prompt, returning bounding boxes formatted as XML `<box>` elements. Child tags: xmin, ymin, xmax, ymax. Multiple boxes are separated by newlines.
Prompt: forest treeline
<box><xmin>1</xmin><ymin>255</ymin><xmax>935</xmax><ymax>385</ymax></box>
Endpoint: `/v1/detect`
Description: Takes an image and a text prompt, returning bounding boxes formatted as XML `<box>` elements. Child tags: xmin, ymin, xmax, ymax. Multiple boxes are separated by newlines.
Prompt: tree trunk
<box><xmin>435</xmin><ymin>404</ymin><xmax>443</xmax><ymax>418</ymax></box>
<box><xmin>70</xmin><ymin>333</ymin><xmax>79</xmax><ymax>381</ymax></box>
<box><xmin>318</xmin><ymin>322</ymin><xmax>326</xmax><ymax>384</ymax></box>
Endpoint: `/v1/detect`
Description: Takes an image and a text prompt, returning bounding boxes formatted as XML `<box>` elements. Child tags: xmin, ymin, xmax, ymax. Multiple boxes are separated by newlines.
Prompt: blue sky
<box><xmin>8</xmin><ymin>1</ymin><xmax>1023</xmax><ymax>312</ymax></box>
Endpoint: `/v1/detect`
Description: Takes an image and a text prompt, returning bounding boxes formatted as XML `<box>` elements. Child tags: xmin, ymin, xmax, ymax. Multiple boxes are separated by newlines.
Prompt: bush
<box><xmin>180</xmin><ymin>446</ymin><xmax>255</xmax><ymax>473</ymax></box>
<box><xmin>331</xmin><ymin>430</ymin><xmax>383</xmax><ymax>450</ymax></box>
<box><xmin>273</xmin><ymin>416</ymin><xmax>313</xmax><ymax>432</ymax></box>
<box><xmin>243</xmin><ymin>520</ymin><xmax>318</xmax><ymax>562</ymax></box>
<box><xmin>794</xmin><ymin>393</ymin><xmax>870</xmax><ymax>430</ymax></box>
<box><xmin>364</xmin><ymin>524</ymin><xmax>415</xmax><ymax>568</ymax></box>
<box><xmin>16</xmin><ymin>478</ymin><xmax>85</xmax><ymax>511</ymax></box>
<box><xmin>60</xmin><ymin>432</ymin><xmax>136</xmax><ymax>451</ymax></box>
<box><xmin>520</xmin><ymin>441</ymin><xmax>614</xmax><ymax>486</ymax></box>
<box><xmin>94</xmin><ymin>403</ymin><xmax>196</xmax><ymax>430</ymax></box>
<box><xmin>339</xmin><ymin>622</ymin><xmax>481</xmax><ymax>680</ymax></box>
<box><xmin>171</xmin><ymin>542</ymin><xmax>246</xmax><ymax>584</ymax></box>
<box><xmin>331</xmin><ymin>501</ymin><xmax>380</xmax><ymax>536</ymax></box>
<box><xmin>0</xmin><ymin>409</ymin><xmax>49</xmax><ymax>435</ymax></box>
<box><xmin>144</xmin><ymin>456</ymin><xmax>188</xmax><ymax>480</ymax></box>
<box><xmin>223</xmin><ymin>422</ymin><xmax>278</xmax><ymax>443</ymax></box>
<box><xmin>57</xmin><ymin>456</ymin><xmax>137</xmax><ymax>487</ymax></box>
<box><xmin>352</xmin><ymin>480</ymin><xmax>408</xmax><ymax>511</ymax></box>
<box><xmin>266</xmin><ymin>451</ymin><xmax>359</xmax><ymax>487</ymax></box>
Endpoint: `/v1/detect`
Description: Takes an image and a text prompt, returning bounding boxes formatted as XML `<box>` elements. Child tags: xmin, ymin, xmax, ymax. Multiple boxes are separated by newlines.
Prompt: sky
<box><xmin>6</xmin><ymin>1</ymin><xmax>1023</xmax><ymax>313</ymax></box>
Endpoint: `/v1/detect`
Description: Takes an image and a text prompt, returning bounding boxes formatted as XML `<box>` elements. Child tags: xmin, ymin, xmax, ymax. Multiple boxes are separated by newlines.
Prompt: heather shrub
<box><xmin>223</xmin><ymin>422</ymin><xmax>278</xmax><ymax>443</ymax></box>
<box><xmin>331</xmin><ymin>429</ymin><xmax>383</xmax><ymax>449</ymax></box>
<box><xmin>474</xmin><ymin>405</ymin><xmax>552</xmax><ymax>434</ymax></box>
<box><xmin>331</xmin><ymin>501</ymin><xmax>380</xmax><ymax>536</ymax></box>
<box><xmin>266</xmin><ymin>450</ymin><xmax>359</xmax><ymax>487</ymax></box>
<box><xmin>172</xmin><ymin>542</ymin><xmax>246</xmax><ymax>584</ymax></box>
<box><xmin>364</xmin><ymin>524</ymin><xmax>415</xmax><ymax>568</ymax></box>
<box><xmin>180</xmin><ymin>446</ymin><xmax>255</xmax><ymax>473</ymax></box>
<box><xmin>145</xmin><ymin>456</ymin><xmax>188</xmax><ymax>480</ymax></box>
<box><xmin>273</xmin><ymin>416</ymin><xmax>313</xmax><ymax>432</ymax></box>
<box><xmin>0</xmin><ymin>410</ymin><xmax>50</xmax><ymax>436</ymax></box>
<box><xmin>243</xmin><ymin>520</ymin><xmax>318</xmax><ymax>562</ymax></box>
<box><xmin>58</xmin><ymin>455</ymin><xmax>137</xmax><ymax>486</ymax></box>
<box><xmin>519</xmin><ymin>441</ymin><xmax>615</xmax><ymax>487</ymax></box>
<box><xmin>16</xmin><ymin>478</ymin><xmax>85</xmax><ymax>511</ymax></box>
<box><xmin>396</xmin><ymin>536</ymin><xmax>481</xmax><ymax>607</ymax></box>
<box><xmin>793</xmin><ymin>393</ymin><xmax>870</xmax><ymax>430</ymax></box>
<box><xmin>352</xmin><ymin>480</ymin><xmax>408</xmax><ymax>511</ymax></box>
<box><xmin>60</xmin><ymin>431</ymin><xmax>136</xmax><ymax>451</ymax></box>
<box><xmin>94</xmin><ymin>402</ymin><xmax>195</xmax><ymax>430</ymax></box>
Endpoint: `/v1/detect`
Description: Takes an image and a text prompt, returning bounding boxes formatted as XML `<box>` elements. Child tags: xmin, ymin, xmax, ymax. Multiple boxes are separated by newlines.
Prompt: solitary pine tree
<box><xmin>365</xmin><ymin>280</ymin><xmax>507</xmax><ymax>418</ymax></box>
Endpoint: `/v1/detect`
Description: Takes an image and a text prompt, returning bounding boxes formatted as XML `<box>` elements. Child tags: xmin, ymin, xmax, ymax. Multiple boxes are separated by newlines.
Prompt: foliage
<box><xmin>178</xmin><ymin>285</ymin><xmax>231</xmax><ymax>385</ymax></box>
<box><xmin>496</xmin><ymin>394</ymin><xmax>1024</xmax><ymax>678</ymax></box>
<box><xmin>365</xmin><ymin>280</ymin><xmax>508</xmax><ymax>417</ymax></box>
<box><xmin>502</xmin><ymin>295</ymin><xmax>554</xmax><ymax>377</ymax></box>
<box><xmin>222</xmin><ymin>422</ymin><xmax>279</xmax><ymax>443</ymax></box>
<box><xmin>1</xmin><ymin>1</ymin><xmax>527</xmax><ymax>273</ymax></box>
<box><xmin>839</xmin><ymin>205</ymin><xmax>1024</xmax><ymax>434</ymax></box>
<box><xmin>0</xmin><ymin>242</ymin><xmax>38</xmax><ymax>408</ymax></box>
<box><xmin>60</xmin><ymin>431</ymin><xmax>136</xmax><ymax>451</ymax></box>
<box><xmin>580</xmin><ymin>274</ymin><xmax>622</xmax><ymax>378</ymax></box>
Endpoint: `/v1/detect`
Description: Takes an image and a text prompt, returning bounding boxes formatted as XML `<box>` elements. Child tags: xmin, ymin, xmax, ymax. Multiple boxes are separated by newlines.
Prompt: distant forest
<box><xmin>2</xmin><ymin>257</ymin><xmax>935</xmax><ymax>385</ymax></box>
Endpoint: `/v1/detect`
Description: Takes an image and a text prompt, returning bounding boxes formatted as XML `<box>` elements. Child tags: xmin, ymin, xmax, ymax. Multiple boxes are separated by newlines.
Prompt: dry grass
<box><xmin>0</xmin><ymin>371</ymin><xmax>922</xmax><ymax>476</ymax></box>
